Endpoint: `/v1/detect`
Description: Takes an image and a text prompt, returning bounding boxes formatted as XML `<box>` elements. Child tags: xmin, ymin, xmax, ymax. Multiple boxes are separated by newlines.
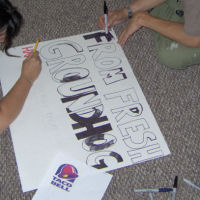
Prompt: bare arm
<box><xmin>98</xmin><ymin>0</ymin><xmax>166</xmax><ymax>29</ymax></box>
<box><xmin>143</xmin><ymin>14</ymin><xmax>200</xmax><ymax>47</ymax></box>
<box><xmin>98</xmin><ymin>0</ymin><xmax>200</xmax><ymax>47</ymax></box>
<box><xmin>118</xmin><ymin>12</ymin><xmax>200</xmax><ymax>47</ymax></box>
<box><xmin>0</xmin><ymin>51</ymin><xmax>41</xmax><ymax>134</ymax></box>
<box><xmin>129</xmin><ymin>0</ymin><xmax>166</xmax><ymax>13</ymax></box>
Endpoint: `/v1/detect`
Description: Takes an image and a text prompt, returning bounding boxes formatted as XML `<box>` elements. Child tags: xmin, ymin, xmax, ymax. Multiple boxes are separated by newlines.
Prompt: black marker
<box><xmin>104</xmin><ymin>1</ymin><xmax>108</xmax><ymax>34</ymax></box>
<box><xmin>172</xmin><ymin>176</ymin><xmax>178</xmax><ymax>200</ymax></box>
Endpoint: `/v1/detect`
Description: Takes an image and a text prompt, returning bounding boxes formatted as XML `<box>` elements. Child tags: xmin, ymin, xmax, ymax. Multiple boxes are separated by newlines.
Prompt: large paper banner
<box><xmin>0</xmin><ymin>30</ymin><xmax>170</xmax><ymax>192</ymax></box>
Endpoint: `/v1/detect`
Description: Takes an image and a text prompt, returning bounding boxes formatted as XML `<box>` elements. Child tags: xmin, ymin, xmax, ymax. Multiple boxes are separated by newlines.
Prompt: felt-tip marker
<box><xmin>104</xmin><ymin>1</ymin><xmax>108</xmax><ymax>34</ymax></box>
<box><xmin>183</xmin><ymin>178</ymin><xmax>200</xmax><ymax>191</ymax></box>
<box><xmin>134</xmin><ymin>188</ymin><xmax>173</xmax><ymax>193</ymax></box>
<box><xmin>172</xmin><ymin>176</ymin><xmax>178</xmax><ymax>200</ymax></box>
<box><xmin>149</xmin><ymin>193</ymin><xmax>154</xmax><ymax>200</ymax></box>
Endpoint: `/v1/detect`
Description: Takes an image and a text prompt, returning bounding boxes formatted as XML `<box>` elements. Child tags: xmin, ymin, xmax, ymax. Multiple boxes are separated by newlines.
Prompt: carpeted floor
<box><xmin>0</xmin><ymin>0</ymin><xmax>200</xmax><ymax>199</ymax></box>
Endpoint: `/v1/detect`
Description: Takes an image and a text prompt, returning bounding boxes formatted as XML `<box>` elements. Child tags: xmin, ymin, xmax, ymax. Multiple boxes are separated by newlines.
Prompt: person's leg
<box><xmin>150</xmin><ymin>0</ymin><xmax>200</xmax><ymax>69</ymax></box>
<box><xmin>156</xmin><ymin>39</ymin><xmax>200</xmax><ymax>69</ymax></box>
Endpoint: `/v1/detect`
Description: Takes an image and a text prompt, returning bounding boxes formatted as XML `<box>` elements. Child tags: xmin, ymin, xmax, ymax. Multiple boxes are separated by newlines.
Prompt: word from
<box><xmin>84</xmin><ymin>32</ymin><xmax>164</xmax><ymax>164</ymax></box>
<box><xmin>40</xmin><ymin>32</ymin><xmax>125</xmax><ymax>170</ymax></box>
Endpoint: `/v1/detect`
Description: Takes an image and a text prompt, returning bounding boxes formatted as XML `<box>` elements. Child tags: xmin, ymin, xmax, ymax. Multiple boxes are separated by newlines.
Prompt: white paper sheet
<box><xmin>32</xmin><ymin>153</ymin><xmax>112</xmax><ymax>200</ymax></box>
<box><xmin>0</xmin><ymin>30</ymin><xmax>170</xmax><ymax>192</ymax></box>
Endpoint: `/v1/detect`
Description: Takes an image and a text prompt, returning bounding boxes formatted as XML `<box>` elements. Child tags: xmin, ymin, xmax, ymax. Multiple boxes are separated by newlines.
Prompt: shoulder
<box><xmin>183</xmin><ymin>0</ymin><xmax>200</xmax><ymax>36</ymax></box>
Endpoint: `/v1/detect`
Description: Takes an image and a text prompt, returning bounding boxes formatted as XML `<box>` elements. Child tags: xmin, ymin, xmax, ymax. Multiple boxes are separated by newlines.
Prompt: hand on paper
<box><xmin>98</xmin><ymin>9</ymin><xmax>128</xmax><ymax>31</ymax></box>
<box><xmin>21</xmin><ymin>51</ymin><xmax>42</xmax><ymax>83</ymax></box>
<box><xmin>98</xmin><ymin>9</ymin><xmax>147</xmax><ymax>46</ymax></box>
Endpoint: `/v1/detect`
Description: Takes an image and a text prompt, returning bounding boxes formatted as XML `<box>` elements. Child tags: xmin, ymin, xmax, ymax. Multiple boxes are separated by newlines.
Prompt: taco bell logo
<box><xmin>51</xmin><ymin>164</ymin><xmax>78</xmax><ymax>192</ymax></box>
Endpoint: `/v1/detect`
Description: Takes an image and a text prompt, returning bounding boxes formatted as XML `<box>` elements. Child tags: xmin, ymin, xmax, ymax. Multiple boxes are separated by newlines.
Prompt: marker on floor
<box><xmin>149</xmin><ymin>193</ymin><xmax>154</xmax><ymax>200</ymax></box>
<box><xmin>172</xmin><ymin>176</ymin><xmax>178</xmax><ymax>200</ymax></box>
<box><xmin>134</xmin><ymin>188</ymin><xmax>173</xmax><ymax>193</ymax></box>
<box><xmin>183</xmin><ymin>178</ymin><xmax>200</xmax><ymax>191</ymax></box>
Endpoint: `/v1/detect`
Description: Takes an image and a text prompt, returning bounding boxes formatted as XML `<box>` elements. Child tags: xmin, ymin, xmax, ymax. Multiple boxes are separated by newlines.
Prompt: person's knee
<box><xmin>157</xmin><ymin>45</ymin><xmax>190</xmax><ymax>69</ymax></box>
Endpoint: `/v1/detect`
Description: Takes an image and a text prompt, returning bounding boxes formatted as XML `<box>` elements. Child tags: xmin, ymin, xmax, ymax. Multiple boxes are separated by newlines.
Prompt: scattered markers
<box><xmin>134</xmin><ymin>176</ymin><xmax>200</xmax><ymax>199</ymax></box>
<box><xmin>134</xmin><ymin>176</ymin><xmax>178</xmax><ymax>199</ymax></box>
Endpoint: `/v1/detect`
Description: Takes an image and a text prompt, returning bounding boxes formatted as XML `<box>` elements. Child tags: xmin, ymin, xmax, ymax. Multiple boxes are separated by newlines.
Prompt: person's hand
<box><xmin>21</xmin><ymin>51</ymin><xmax>41</xmax><ymax>83</ymax></box>
<box><xmin>98</xmin><ymin>8</ymin><xmax>128</xmax><ymax>31</ymax></box>
<box><xmin>118</xmin><ymin>12</ymin><xmax>148</xmax><ymax>45</ymax></box>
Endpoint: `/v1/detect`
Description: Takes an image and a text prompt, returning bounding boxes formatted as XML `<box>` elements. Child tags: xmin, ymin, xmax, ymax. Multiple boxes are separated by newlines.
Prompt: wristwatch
<box><xmin>127</xmin><ymin>7</ymin><xmax>133</xmax><ymax>19</ymax></box>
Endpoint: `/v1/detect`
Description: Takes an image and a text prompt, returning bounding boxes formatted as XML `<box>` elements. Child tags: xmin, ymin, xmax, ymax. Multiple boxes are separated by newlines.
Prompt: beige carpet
<box><xmin>0</xmin><ymin>0</ymin><xmax>200</xmax><ymax>199</ymax></box>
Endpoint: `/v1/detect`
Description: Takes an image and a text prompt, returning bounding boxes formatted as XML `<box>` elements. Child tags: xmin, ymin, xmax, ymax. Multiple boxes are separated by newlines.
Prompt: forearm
<box><xmin>0</xmin><ymin>51</ymin><xmax>41</xmax><ymax>134</ymax></box>
<box><xmin>0</xmin><ymin>76</ymin><xmax>32</xmax><ymax>132</ymax></box>
<box><xmin>141</xmin><ymin>13</ymin><xmax>200</xmax><ymax>47</ymax></box>
<box><xmin>130</xmin><ymin>0</ymin><xmax>166</xmax><ymax>13</ymax></box>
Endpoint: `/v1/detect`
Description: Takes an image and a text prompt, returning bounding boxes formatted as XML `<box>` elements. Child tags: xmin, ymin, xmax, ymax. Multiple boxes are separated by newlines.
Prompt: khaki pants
<box><xmin>150</xmin><ymin>0</ymin><xmax>200</xmax><ymax>69</ymax></box>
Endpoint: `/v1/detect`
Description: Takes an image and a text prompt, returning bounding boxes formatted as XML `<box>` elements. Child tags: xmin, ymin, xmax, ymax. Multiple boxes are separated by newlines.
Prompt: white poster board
<box><xmin>0</xmin><ymin>30</ymin><xmax>170</xmax><ymax>192</ymax></box>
